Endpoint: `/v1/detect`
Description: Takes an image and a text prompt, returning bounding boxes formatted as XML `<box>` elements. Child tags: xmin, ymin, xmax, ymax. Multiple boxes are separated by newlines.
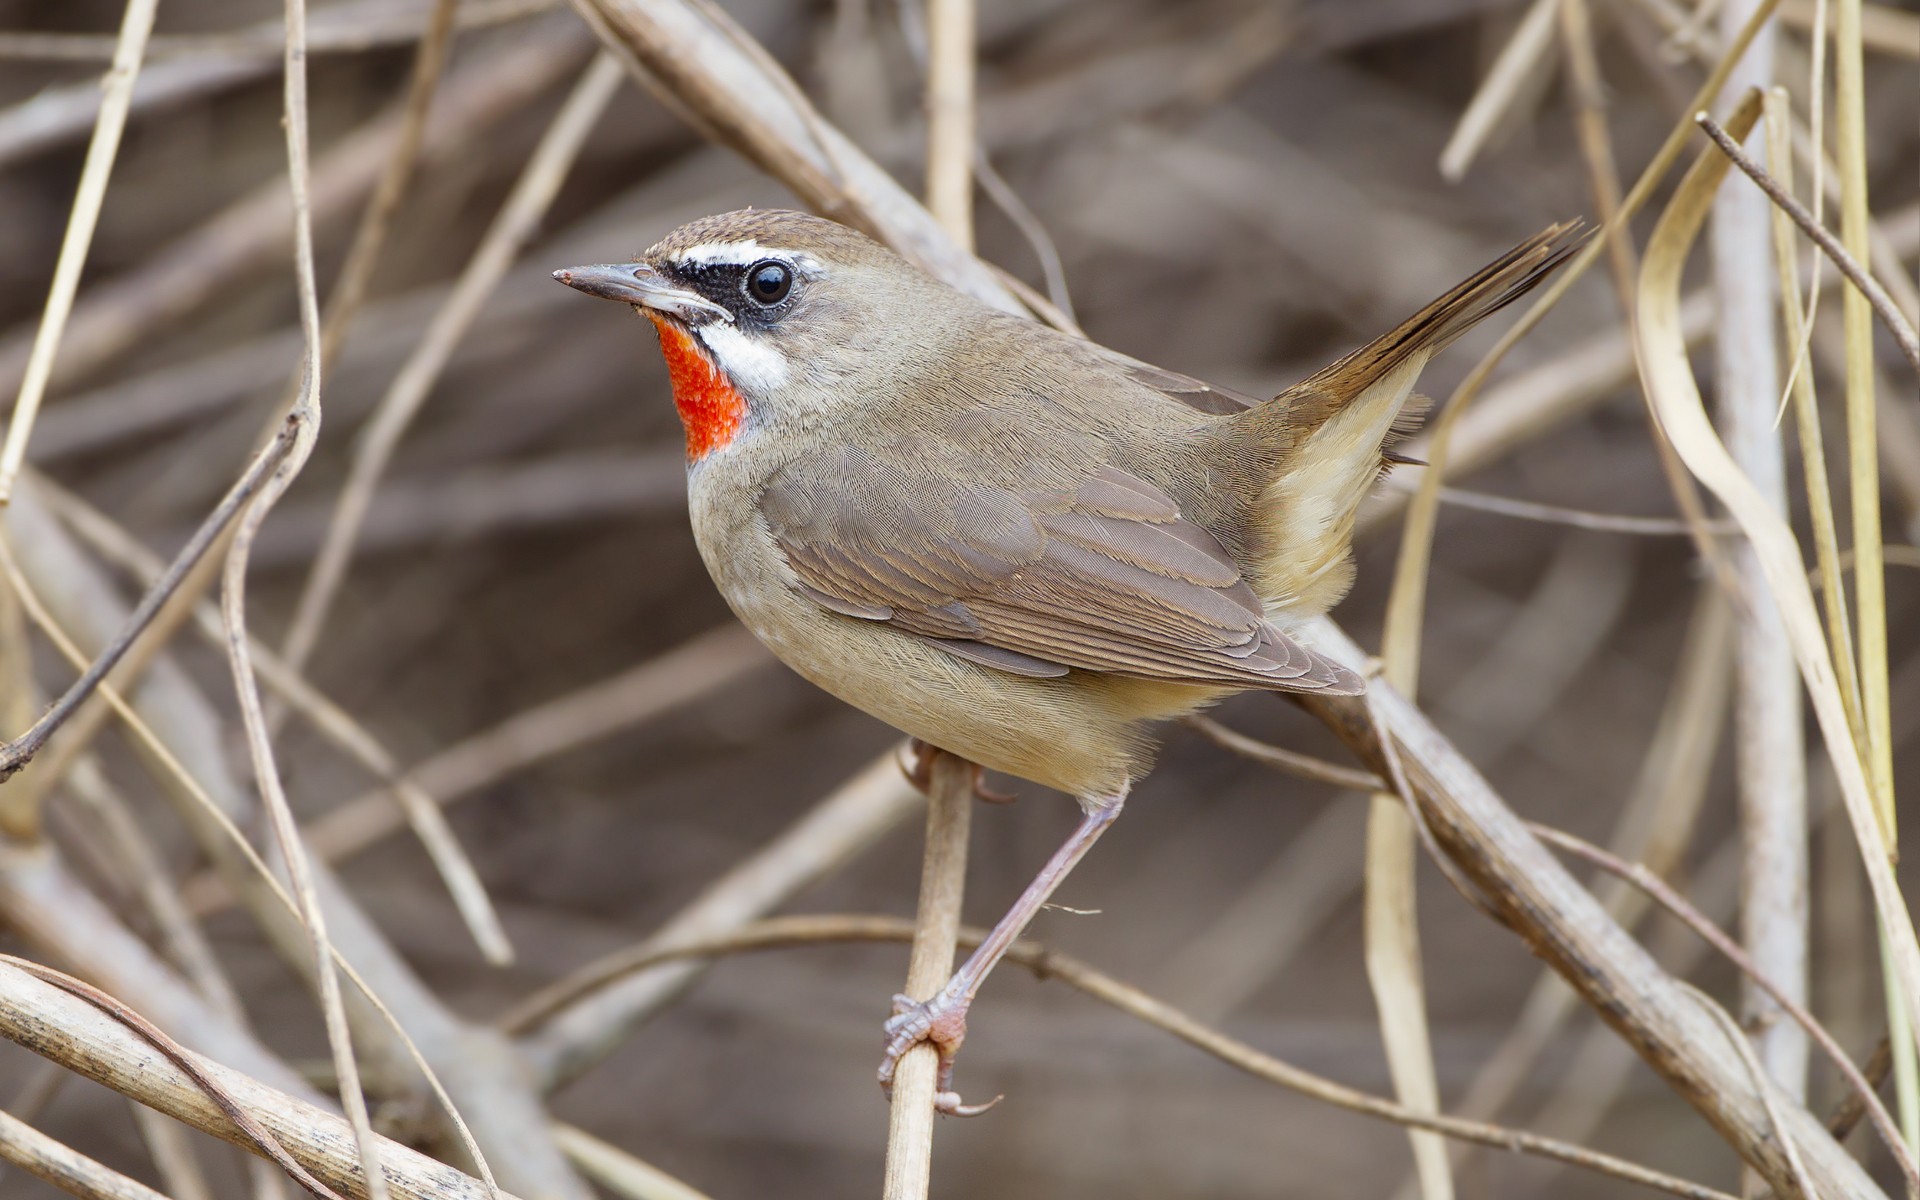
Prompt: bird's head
<box><xmin>554</xmin><ymin>208</ymin><xmax>958</xmax><ymax>461</ymax></box>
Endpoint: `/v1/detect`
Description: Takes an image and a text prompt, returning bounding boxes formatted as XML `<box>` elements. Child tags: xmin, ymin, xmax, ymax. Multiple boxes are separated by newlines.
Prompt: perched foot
<box><xmin>877</xmin><ymin>990</ymin><xmax>1003</xmax><ymax>1117</ymax></box>
<box><xmin>901</xmin><ymin>740</ymin><xmax>1018</xmax><ymax>804</ymax></box>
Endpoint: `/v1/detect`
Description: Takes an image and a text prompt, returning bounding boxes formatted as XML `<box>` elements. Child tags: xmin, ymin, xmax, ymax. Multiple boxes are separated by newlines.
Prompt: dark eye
<box><xmin>745</xmin><ymin>260</ymin><xmax>792</xmax><ymax>305</ymax></box>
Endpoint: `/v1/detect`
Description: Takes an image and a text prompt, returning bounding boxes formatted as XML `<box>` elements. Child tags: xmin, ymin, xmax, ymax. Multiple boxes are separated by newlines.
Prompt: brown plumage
<box><xmin>554</xmin><ymin>209</ymin><xmax>1584</xmax><ymax>1109</ymax></box>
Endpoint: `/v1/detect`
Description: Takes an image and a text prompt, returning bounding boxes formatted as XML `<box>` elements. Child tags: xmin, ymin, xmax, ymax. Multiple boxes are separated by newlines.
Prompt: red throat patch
<box><xmin>647</xmin><ymin>314</ymin><xmax>746</xmax><ymax>462</ymax></box>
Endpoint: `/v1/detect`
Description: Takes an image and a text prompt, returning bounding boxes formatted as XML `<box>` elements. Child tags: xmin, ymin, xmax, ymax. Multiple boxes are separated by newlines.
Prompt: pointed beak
<box><xmin>550</xmin><ymin>262</ymin><xmax>731</xmax><ymax>325</ymax></box>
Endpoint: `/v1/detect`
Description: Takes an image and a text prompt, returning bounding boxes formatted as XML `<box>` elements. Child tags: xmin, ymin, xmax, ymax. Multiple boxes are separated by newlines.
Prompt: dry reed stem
<box><xmin>1399</xmin><ymin>585</ymin><xmax>1733</xmax><ymax>1193</ymax></box>
<box><xmin>32</xmin><ymin>473</ymin><xmax>515</xmax><ymax>962</ymax></box>
<box><xmin>0</xmin><ymin>422</ymin><xmax>295</xmax><ymax>781</ymax></box>
<box><xmin>0</xmin><ymin>1107</ymin><xmax>173</xmax><ymax>1200</ymax></box>
<box><xmin>277</xmin><ymin>52</ymin><xmax>624</xmax><ymax>680</ymax></box>
<box><xmin>881</xmin><ymin>5</ymin><xmax>984</xmax><ymax>1189</ymax></box>
<box><xmin>1640</xmin><ymin>93</ymin><xmax>1920</xmax><ymax>1062</ymax></box>
<box><xmin>0</xmin><ymin>0</ymin><xmax>158</xmax><ymax>502</ymax></box>
<box><xmin>1560</xmin><ymin>0</ymin><xmax>1732</xmax><ymax>588</ymax></box>
<box><xmin>882</xmin><ymin>751</ymin><xmax>976</xmax><ymax>1198</ymax></box>
<box><xmin>0</xmin><ymin>963</ymin><xmax>530</xmax><ymax>1200</ymax></box>
<box><xmin>493</xmin><ymin>914</ymin><xmax>1746</xmax><ymax>1200</ymax></box>
<box><xmin>1530</xmin><ymin>823</ymin><xmax>1917</xmax><ymax>1184</ymax></box>
<box><xmin>2</xmin><ymin>487</ymin><xmax>577</xmax><ymax>1199</ymax></box>
<box><xmin>1368</xmin><ymin>534</ymin><xmax>1450</xmax><ymax>1200</ymax></box>
<box><xmin>197</xmin><ymin>623</ymin><xmax>770</xmax><ymax>907</ymax></box>
<box><xmin>1764</xmin><ymin>89</ymin><xmax>1867</xmax><ymax>755</ymax></box>
<box><xmin>4</xmin><ymin>956</ymin><xmax>348</xmax><ymax>1199</ymax></box>
<box><xmin>0</xmin><ymin>0</ymin><xmax>556</xmax><ymax>63</ymax></box>
<box><xmin>1706</xmin><ymin>0</ymin><xmax>1810</xmax><ymax>1110</ymax></box>
<box><xmin>1295</xmin><ymin>617</ymin><xmax>1883</xmax><ymax>1198</ymax></box>
<box><xmin>549</xmin><ymin>1125</ymin><xmax>715</xmax><ymax>1200</ymax></box>
<box><xmin>1437</xmin><ymin>0</ymin><xmax>1559</xmax><ymax>182</ymax></box>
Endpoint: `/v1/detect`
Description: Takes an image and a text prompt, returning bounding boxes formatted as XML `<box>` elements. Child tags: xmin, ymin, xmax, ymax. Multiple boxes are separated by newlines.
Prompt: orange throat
<box><xmin>647</xmin><ymin>314</ymin><xmax>746</xmax><ymax>462</ymax></box>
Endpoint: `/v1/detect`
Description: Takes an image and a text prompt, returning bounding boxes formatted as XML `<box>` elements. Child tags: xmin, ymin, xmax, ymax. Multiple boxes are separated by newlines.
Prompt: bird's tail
<box><xmin>1229</xmin><ymin>221</ymin><xmax>1588</xmax><ymax>616</ymax></box>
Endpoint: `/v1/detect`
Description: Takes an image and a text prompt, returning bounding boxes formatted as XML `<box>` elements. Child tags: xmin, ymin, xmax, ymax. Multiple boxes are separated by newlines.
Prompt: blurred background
<box><xmin>0</xmin><ymin>0</ymin><xmax>1916</xmax><ymax>1196</ymax></box>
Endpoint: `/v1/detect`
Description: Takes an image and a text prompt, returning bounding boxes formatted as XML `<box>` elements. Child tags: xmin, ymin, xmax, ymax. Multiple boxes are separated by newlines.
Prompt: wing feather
<box><xmin>760</xmin><ymin>446</ymin><xmax>1361</xmax><ymax>695</ymax></box>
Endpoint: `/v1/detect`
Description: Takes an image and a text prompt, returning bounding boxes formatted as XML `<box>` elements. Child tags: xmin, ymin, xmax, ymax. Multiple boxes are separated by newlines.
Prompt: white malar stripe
<box><xmin>698</xmin><ymin>322</ymin><xmax>790</xmax><ymax>392</ymax></box>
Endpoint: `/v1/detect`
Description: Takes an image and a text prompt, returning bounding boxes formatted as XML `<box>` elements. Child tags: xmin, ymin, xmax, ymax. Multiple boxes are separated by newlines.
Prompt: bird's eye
<box><xmin>745</xmin><ymin>260</ymin><xmax>792</xmax><ymax>306</ymax></box>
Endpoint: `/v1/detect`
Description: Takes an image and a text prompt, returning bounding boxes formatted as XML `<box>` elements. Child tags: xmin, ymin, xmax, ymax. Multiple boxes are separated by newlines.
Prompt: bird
<box><xmin>554</xmin><ymin>208</ymin><xmax>1583</xmax><ymax>1114</ymax></box>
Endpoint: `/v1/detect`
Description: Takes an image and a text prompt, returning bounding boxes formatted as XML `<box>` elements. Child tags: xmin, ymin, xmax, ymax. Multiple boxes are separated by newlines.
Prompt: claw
<box><xmin>935</xmin><ymin>1089</ymin><xmax>1004</xmax><ymax>1117</ymax></box>
<box><xmin>969</xmin><ymin>769</ymin><xmax>1018</xmax><ymax>805</ymax></box>
<box><xmin>878</xmin><ymin>990</ymin><xmax>996</xmax><ymax>1115</ymax></box>
<box><xmin>900</xmin><ymin>741</ymin><xmax>1019</xmax><ymax>805</ymax></box>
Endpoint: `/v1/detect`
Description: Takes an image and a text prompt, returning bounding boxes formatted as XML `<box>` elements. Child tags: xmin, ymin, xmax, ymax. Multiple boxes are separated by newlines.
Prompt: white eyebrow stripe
<box><xmin>670</xmin><ymin>240</ymin><xmax>766</xmax><ymax>266</ymax></box>
<box><xmin>667</xmin><ymin>241</ymin><xmax>820</xmax><ymax>272</ymax></box>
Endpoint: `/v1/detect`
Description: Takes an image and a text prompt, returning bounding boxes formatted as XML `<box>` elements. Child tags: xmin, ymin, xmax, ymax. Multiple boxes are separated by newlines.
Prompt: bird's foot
<box><xmin>877</xmin><ymin>990</ymin><xmax>1003</xmax><ymax>1117</ymax></box>
<box><xmin>901</xmin><ymin>740</ymin><xmax>1018</xmax><ymax>804</ymax></box>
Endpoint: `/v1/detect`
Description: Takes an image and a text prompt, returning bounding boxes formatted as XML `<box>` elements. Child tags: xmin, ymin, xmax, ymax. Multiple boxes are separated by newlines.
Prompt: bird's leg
<box><xmin>878</xmin><ymin>784</ymin><xmax>1129</xmax><ymax>1114</ymax></box>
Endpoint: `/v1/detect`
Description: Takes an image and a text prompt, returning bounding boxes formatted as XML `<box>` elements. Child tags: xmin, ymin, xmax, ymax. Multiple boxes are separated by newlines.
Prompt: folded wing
<box><xmin>758</xmin><ymin>445</ymin><xmax>1362</xmax><ymax>694</ymax></box>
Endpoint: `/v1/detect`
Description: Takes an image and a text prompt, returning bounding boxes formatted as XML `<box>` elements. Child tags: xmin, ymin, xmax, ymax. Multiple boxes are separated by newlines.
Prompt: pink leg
<box><xmin>877</xmin><ymin>785</ymin><xmax>1128</xmax><ymax>1115</ymax></box>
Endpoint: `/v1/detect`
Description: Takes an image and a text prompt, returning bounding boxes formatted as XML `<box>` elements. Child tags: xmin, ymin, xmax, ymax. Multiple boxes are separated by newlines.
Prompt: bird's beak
<box><xmin>551</xmin><ymin>262</ymin><xmax>731</xmax><ymax>325</ymax></box>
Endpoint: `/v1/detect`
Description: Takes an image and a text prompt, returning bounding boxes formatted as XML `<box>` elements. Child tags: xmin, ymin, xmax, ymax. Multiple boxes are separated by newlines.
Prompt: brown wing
<box><xmin>757</xmin><ymin>444</ymin><xmax>1362</xmax><ymax>694</ymax></box>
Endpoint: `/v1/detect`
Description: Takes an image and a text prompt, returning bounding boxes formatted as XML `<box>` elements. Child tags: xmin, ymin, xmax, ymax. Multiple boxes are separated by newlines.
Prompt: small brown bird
<box><xmin>555</xmin><ymin>209</ymin><xmax>1580</xmax><ymax>1112</ymax></box>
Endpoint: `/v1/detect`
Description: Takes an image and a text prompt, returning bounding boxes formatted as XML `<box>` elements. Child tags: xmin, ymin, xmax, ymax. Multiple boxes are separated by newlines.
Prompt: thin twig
<box><xmin>1686</xmin><ymin>982</ymin><xmax>1820</xmax><ymax>1198</ymax></box>
<box><xmin>178</xmin><ymin>624</ymin><xmax>770</xmax><ymax>914</ymax></box>
<box><xmin>0</xmin><ymin>422</ymin><xmax>295</xmax><ymax>780</ymax></box>
<box><xmin>1696</xmin><ymin>112</ymin><xmax>1920</xmax><ymax>374</ymax></box>
<box><xmin>1</xmin><ymin>488</ymin><xmax>541</xmax><ymax>1200</ymax></box>
<box><xmin>0</xmin><ymin>0</ymin><xmax>159</xmax><ymax>502</ymax></box>
<box><xmin>1527</xmin><ymin>822</ymin><xmax>1918</xmax><ymax>1187</ymax></box>
<box><xmin>300</xmin><ymin>0</ymin><xmax>464</xmax><ymax>414</ymax></box>
<box><xmin>33</xmin><ymin>473</ymin><xmax>515</xmax><ymax>963</ymax></box>
<box><xmin>511</xmin><ymin>746</ymin><xmax>924</xmax><ymax>1086</ymax></box>
<box><xmin>496</xmin><ymin>915</ymin><xmax>1742</xmax><ymax>1200</ymax></box>
<box><xmin>0</xmin><ymin>0</ymin><xmax>556</xmax><ymax>63</ymax></box>
<box><xmin>1181</xmin><ymin>716</ymin><xmax>1384</xmax><ymax>792</ymax></box>
<box><xmin>549</xmin><ymin>1125</ymin><xmax>714</xmax><ymax>1200</ymax></box>
<box><xmin>225</xmin><ymin>1</ymin><xmax>388</xmax><ymax>1195</ymax></box>
<box><xmin>1428</xmin><ymin>484</ymin><xmax>1737</xmax><ymax>535</ymax></box>
<box><xmin>276</xmin><ymin>52</ymin><xmax>624</xmax><ymax>679</ymax></box>
<box><xmin>883</xmin><ymin>7</ymin><xmax>982</xmax><ymax>1187</ymax></box>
